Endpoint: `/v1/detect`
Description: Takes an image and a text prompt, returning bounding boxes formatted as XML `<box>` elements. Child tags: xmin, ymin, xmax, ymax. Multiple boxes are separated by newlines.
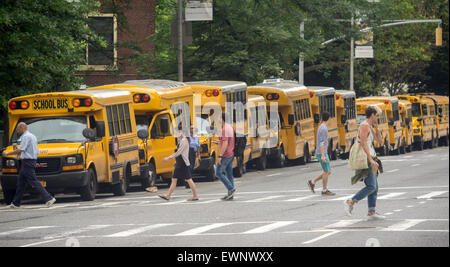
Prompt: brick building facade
<box><xmin>77</xmin><ymin>0</ymin><xmax>156</xmax><ymax>87</ymax></box>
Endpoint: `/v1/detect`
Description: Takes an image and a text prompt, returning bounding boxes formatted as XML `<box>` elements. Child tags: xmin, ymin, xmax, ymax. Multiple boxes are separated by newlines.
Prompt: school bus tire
<box><xmin>304</xmin><ymin>143</ymin><xmax>311</xmax><ymax>164</ymax></box>
<box><xmin>415</xmin><ymin>135</ymin><xmax>424</xmax><ymax>151</ymax></box>
<box><xmin>112</xmin><ymin>165</ymin><xmax>130</xmax><ymax>196</ymax></box>
<box><xmin>141</xmin><ymin>162</ymin><xmax>156</xmax><ymax>189</ymax></box>
<box><xmin>444</xmin><ymin>130</ymin><xmax>449</xmax><ymax>146</ymax></box>
<box><xmin>273</xmin><ymin>146</ymin><xmax>286</xmax><ymax>168</ymax></box>
<box><xmin>256</xmin><ymin>149</ymin><xmax>268</xmax><ymax>171</ymax></box>
<box><xmin>233</xmin><ymin>155</ymin><xmax>245</xmax><ymax>178</ymax></box>
<box><xmin>399</xmin><ymin>138</ymin><xmax>406</xmax><ymax>154</ymax></box>
<box><xmin>206</xmin><ymin>155</ymin><xmax>217</xmax><ymax>182</ymax></box>
<box><xmin>79</xmin><ymin>168</ymin><xmax>97</xmax><ymax>201</ymax></box>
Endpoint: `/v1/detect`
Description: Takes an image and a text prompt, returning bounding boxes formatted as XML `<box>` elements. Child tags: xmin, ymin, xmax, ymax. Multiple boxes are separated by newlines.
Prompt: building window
<box><xmin>79</xmin><ymin>14</ymin><xmax>117</xmax><ymax>71</ymax></box>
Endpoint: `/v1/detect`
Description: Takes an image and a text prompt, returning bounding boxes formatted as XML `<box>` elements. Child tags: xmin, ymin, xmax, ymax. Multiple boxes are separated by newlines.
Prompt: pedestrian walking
<box><xmin>308</xmin><ymin>111</ymin><xmax>336</xmax><ymax>196</ymax></box>
<box><xmin>2</xmin><ymin>122</ymin><xmax>56</xmax><ymax>209</ymax></box>
<box><xmin>159</xmin><ymin>123</ymin><xmax>199</xmax><ymax>201</ymax></box>
<box><xmin>213</xmin><ymin>114</ymin><xmax>235</xmax><ymax>200</ymax></box>
<box><xmin>344</xmin><ymin>106</ymin><xmax>385</xmax><ymax>220</ymax></box>
<box><xmin>185</xmin><ymin>125</ymin><xmax>200</xmax><ymax>188</ymax></box>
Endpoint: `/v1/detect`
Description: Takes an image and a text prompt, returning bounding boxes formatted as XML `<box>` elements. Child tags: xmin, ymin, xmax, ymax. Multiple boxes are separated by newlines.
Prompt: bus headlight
<box><xmin>66</xmin><ymin>157</ymin><xmax>77</xmax><ymax>164</ymax></box>
<box><xmin>6</xmin><ymin>159</ymin><xmax>16</xmax><ymax>167</ymax></box>
<box><xmin>64</xmin><ymin>154</ymin><xmax>83</xmax><ymax>165</ymax></box>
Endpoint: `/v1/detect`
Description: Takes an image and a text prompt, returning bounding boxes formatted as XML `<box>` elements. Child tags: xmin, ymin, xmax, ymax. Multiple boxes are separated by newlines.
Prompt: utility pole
<box><xmin>299</xmin><ymin>21</ymin><xmax>305</xmax><ymax>85</ymax></box>
<box><xmin>177</xmin><ymin>0</ymin><xmax>183</xmax><ymax>82</ymax></box>
<box><xmin>350</xmin><ymin>16</ymin><xmax>355</xmax><ymax>91</ymax></box>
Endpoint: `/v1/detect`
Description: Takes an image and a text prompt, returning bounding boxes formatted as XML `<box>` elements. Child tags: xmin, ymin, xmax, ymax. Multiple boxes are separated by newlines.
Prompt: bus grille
<box><xmin>35</xmin><ymin>158</ymin><xmax>61</xmax><ymax>174</ymax></box>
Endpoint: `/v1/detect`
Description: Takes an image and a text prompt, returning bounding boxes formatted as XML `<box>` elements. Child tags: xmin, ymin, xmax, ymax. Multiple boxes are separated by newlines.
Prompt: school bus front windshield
<box><xmin>10</xmin><ymin>116</ymin><xmax>87</xmax><ymax>145</ymax></box>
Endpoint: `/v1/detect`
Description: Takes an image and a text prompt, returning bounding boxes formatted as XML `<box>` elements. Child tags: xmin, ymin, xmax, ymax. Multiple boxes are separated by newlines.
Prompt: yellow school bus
<box><xmin>90</xmin><ymin>80</ymin><xmax>194</xmax><ymax>185</ymax></box>
<box><xmin>335</xmin><ymin>90</ymin><xmax>358</xmax><ymax>158</ymax></box>
<box><xmin>395</xmin><ymin>95</ymin><xmax>437</xmax><ymax>150</ymax></box>
<box><xmin>1</xmin><ymin>90</ymin><xmax>143</xmax><ymax>203</ymax></box>
<box><xmin>399</xmin><ymin>100</ymin><xmax>414</xmax><ymax>153</ymax></box>
<box><xmin>356</xmin><ymin>101</ymin><xmax>390</xmax><ymax>156</ymax></box>
<box><xmin>418</xmin><ymin>93</ymin><xmax>449</xmax><ymax>147</ymax></box>
<box><xmin>187</xmin><ymin>81</ymin><xmax>250</xmax><ymax>177</ymax></box>
<box><xmin>245</xmin><ymin>95</ymin><xmax>272</xmax><ymax>170</ymax></box>
<box><xmin>308</xmin><ymin>86</ymin><xmax>339</xmax><ymax>160</ymax></box>
<box><xmin>248</xmin><ymin>79</ymin><xmax>315</xmax><ymax>166</ymax></box>
<box><xmin>356</xmin><ymin>97</ymin><xmax>403</xmax><ymax>155</ymax></box>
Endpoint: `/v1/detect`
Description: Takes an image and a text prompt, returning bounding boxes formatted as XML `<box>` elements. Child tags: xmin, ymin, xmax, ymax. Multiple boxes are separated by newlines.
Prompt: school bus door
<box><xmin>149</xmin><ymin>111</ymin><xmax>177</xmax><ymax>174</ymax></box>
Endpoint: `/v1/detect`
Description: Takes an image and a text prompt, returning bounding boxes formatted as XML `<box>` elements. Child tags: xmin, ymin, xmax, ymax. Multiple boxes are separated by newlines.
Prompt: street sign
<box><xmin>355</xmin><ymin>46</ymin><xmax>374</xmax><ymax>58</ymax></box>
<box><xmin>185</xmin><ymin>0</ymin><xmax>213</xmax><ymax>21</ymax></box>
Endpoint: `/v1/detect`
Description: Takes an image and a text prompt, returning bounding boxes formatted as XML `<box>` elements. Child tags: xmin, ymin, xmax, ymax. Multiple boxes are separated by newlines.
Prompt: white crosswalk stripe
<box><xmin>378</xmin><ymin>192</ymin><xmax>407</xmax><ymax>199</ymax></box>
<box><xmin>106</xmin><ymin>224</ymin><xmax>174</xmax><ymax>237</ymax></box>
<box><xmin>416</xmin><ymin>191</ymin><xmax>448</xmax><ymax>199</ymax></box>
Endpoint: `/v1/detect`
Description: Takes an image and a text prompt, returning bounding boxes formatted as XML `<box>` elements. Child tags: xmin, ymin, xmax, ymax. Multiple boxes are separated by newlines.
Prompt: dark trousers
<box><xmin>12</xmin><ymin>159</ymin><xmax>53</xmax><ymax>206</ymax></box>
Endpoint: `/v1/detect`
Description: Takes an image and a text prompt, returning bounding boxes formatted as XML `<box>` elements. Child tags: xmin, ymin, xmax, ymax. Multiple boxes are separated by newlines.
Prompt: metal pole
<box><xmin>350</xmin><ymin>16</ymin><xmax>354</xmax><ymax>91</ymax></box>
<box><xmin>299</xmin><ymin>21</ymin><xmax>305</xmax><ymax>85</ymax></box>
<box><xmin>177</xmin><ymin>0</ymin><xmax>183</xmax><ymax>82</ymax></box>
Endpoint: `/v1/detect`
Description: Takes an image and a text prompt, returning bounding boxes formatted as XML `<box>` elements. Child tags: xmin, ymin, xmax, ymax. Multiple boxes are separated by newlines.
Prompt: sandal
<box><xmin>187</xmin><ymin>197</ymin><xmax>199</xmax><ymax>201</ymax></box>
<box><xmin>158</xmin><ymin>195</ymin><xmax>170</xmax><ymax>201</ymax></box>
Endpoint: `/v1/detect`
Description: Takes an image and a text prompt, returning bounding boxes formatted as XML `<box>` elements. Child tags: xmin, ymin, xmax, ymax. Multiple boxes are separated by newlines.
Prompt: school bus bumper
<box><xmin>0</xmin><ymin>170</ymin><xmax>89</xmax><ymax>192</ymax></box>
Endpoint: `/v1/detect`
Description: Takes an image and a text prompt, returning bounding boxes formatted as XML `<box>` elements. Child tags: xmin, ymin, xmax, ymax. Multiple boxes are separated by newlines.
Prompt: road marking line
<box><xmin>384</xmin><ymin>212</ymin><xmax>394</xmax><ymax>216</ymax></box>
<box><xmin>416</xmin><ymin>191</ymin><xmax>448</xmax><ymax>199</ymax></box>
<box><xmin>106</xmin><ymin>224</ymin><xmax>174</xmax><ymax>237</ymax></box>
<box><xmin>284</xmin><ymin>195</ymin><xmax>319</xmax><ymax>202</ymax></box>
<box><xmin>266</xmin><ymin>173</ymin><xmax>282</xmax><ymax>177</ymax></box>
<box><xmin>0</xmin><ymin>226</ymin><xmax>54</xmax><ymax>236</ymax></box>
<box><xmin>244</xmin><ymin>196</ymin><xmax>284</xmax><ymax>202</ymax></box>
<box><xmin>324</xmin><ymin>220</ymin><xmax>363</xmax><ymax>229</ymax></box>
<box><xmin>378</xmin><ymin>192</ymin><xmax>406</xmax><ymax>199</ymax></box>
<box><xmin>21</xmin><ymin>238</ymin><xmax>65</xmax><ymax>247</ymax></box>
<box><xmin>330</xmin><ymin>194</ymin><xmax>355</xmax><ymax>201</ymax></box>
<box><xmin>44</xmin><ymin>225</ymin><xmax>111</xmax><ymax>240</ymax></box>
<box><xmin>175</xmin><ymin>223</ymin><xmax>233</xmax><ymax>236</ymax></box>
<box><xmin>394</xmin><ymin>209</ymin><xmax>403</xmax><ymax>212</ymax></box>
<box><xmin>386</xmin><ymin>169</ymin><xmax>400</xmax><ymax>173</ymax></box>
<box><xmin>243</xmin><ymin>221</ymin><xmax>297</xmax><ymax>234</ymax></box>
<box><xmin>382</xmin><ymin>219</ymin><xmax>426</xmax><ymax>231</ymax></box>
<box><xmin>411</xmin><ymin>164</ymin><xmax>421</xmax><ymax>167</ymax></box>
<box><xmin>302</xmin><ymin>231</ymin><xmax>340</xmax><ymax>245</ymax></box>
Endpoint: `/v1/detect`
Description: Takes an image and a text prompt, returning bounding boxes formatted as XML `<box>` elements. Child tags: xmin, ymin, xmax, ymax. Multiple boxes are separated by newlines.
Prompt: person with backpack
<box><xmin>214</xmin><ymin>113</ymin><xmax>236</xmax><ymax>200</ymax></box>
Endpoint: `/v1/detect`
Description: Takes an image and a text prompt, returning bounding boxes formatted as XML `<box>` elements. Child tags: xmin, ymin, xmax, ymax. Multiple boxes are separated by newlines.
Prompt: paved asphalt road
<box><xmin>0</xmin><ymin>146</ymin><xmax>448</xmax><ymax>248</ymax></box>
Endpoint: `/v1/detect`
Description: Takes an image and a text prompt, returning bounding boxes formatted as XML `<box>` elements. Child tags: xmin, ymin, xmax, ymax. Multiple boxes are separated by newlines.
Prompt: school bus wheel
<box><xmin>79</xmin><ymin>168</ymin><xmax>97</xmax><ymax>201</ymax></box>
<box><xmin>141</xmin><ymin>162</ymin><xmax>156</xmax><ymax>189</ymax></box>
<box><xmin>113</xmin><ymin>165</ymin><xmax>131</xmax><ymax>196</ymax></box>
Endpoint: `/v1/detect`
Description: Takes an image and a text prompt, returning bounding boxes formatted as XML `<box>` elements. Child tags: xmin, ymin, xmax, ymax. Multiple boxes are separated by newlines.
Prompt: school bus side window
<box><xmin>422</xmin><ymin>104</ymin><xmax>428</xmax><ymax>116</ymax></box>
<box><xmin>107</xmin><ymin>106</ymin><xmax>115</xmax><ymax>135</ymax></box>
<box><xmin>124</xmin><ymin>104</ymin><xmax>132</xmax><ymax>133</ymax></box>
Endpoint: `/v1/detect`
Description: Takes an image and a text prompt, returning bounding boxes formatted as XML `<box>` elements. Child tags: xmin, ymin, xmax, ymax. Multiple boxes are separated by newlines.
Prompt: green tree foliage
<box><xmin>147</xmin><ymin>0</ymin><xmax>393</xmax><ymax>85</ymax></box>
<box><xmin>0</xmin><ymin>0</ymin><xmax>103</xmax><ymax>129</ymax></box>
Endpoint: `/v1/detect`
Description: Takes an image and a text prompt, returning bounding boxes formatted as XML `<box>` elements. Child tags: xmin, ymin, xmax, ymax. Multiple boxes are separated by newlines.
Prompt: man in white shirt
<box><xmin>2</xmin><ymin>122</ymin><xmax>56</xmax><ymax>209</ymax></box>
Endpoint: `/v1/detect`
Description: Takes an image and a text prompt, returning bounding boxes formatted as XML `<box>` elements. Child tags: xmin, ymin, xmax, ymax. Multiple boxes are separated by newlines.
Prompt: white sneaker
<box><xmin>343</xmin><ymin>200</ymin><xmax>354</xmax><ymax>216</ymax></box>
<box><xmin>7</xmin><ymin>204</ymin><xmax>20</xmax><ymax>210</ymax></box>
<box><xmin>367</xmin><ymin>213</ymin><xmax>386</xmax><ymax>221</ymax></box>
<box><xmin>45</xmin><ymin>198</ymin><xmax>56</xmax><ymax>208</ymax></box>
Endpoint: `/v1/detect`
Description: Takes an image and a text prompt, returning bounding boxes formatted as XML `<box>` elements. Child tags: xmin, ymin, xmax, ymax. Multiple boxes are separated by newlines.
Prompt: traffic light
<box><xmin>436</xmin><ymin>26</ymin><xmax>443</xmax><ymax>47</ymax></box>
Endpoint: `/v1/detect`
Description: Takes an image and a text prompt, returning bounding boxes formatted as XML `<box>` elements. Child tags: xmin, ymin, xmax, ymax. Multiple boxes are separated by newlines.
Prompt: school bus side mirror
<box><xmin>137</xmin><ymin>129</ymin><xmax>149</xmax><ymax>140</ymax></box>
<box><xmin>341</xmin><ymin>114</ymin><xmax>347</xmax><ymax>124</ymax></box>
<box><xmin>82</xmin><ymin>128</ymin><xmax>96</xmax><ymax>142</ymax></box>
<box><xmin>160</xmin><ymin>118</ymin><xmax>170</xmax><ymax>135</ymax></box>
<box><xmin>288</xmin><ymin>114</ymin><xmax>295</xmax><ymax>126</ymax></box>
<box><xmin>96</xmin><ymin>120</ymin><xmax>106</xmax><ymax>138</ymax></box>
<box><xmin>314</xmin><ymin>114</ymin><xmax>320</xmax><ymax>124</ymax></box>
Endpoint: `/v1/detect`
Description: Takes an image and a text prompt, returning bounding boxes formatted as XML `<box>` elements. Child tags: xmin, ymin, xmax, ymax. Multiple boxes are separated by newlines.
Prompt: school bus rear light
<box><xmin>62</xmin><ymin>165</ymin><xmax>84</xmax><ymax>171</ymax></box>
<box><xmin>205</xmin><ymin>90</ymin><xmax>219</xmax><ymax>97</ymax></box>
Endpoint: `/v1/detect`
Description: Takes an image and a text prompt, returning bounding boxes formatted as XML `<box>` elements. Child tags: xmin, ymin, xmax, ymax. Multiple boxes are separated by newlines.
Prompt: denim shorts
<box><xmin>317</xmin><ymin>153</ymin><xmax>331</xmax><ymax>172</ymax></box>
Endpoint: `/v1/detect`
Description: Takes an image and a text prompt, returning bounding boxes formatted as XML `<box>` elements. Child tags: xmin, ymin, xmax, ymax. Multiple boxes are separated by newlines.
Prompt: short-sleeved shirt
<box><xmin>315</xmin><ymin>123</ymin><xmax>328</xmax><ymax>156</ymax></box>
<box><xmin>220</xmin><ymin>123</ymin><xmax>235</xmax><ymax>158</ymax></box>
<box><xmin>18</xmin><ymin>131</ymin><xmax>39</xmax><ymax>160</ymax></box>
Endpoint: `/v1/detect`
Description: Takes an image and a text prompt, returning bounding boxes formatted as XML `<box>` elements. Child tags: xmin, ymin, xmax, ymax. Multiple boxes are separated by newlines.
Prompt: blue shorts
<box><xmin>317</xmin><ymin>153</ymin><xmax>331</xmax><ymax>172</ymax></box>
